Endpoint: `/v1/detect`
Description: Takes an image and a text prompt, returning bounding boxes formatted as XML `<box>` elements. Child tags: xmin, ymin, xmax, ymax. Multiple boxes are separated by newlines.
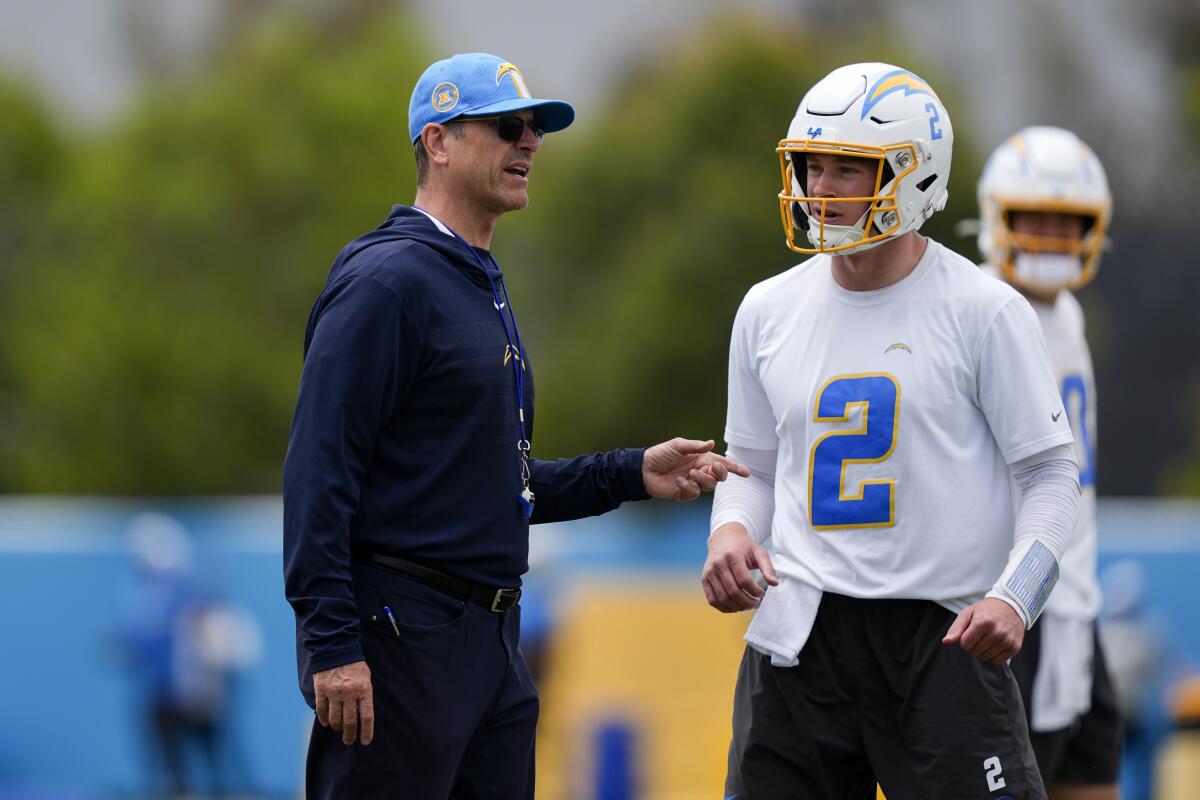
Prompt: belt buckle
<box><xmin>490</xmin><ymin>588</ymin><xmax>521</xmax><ymax>613</ymax></box>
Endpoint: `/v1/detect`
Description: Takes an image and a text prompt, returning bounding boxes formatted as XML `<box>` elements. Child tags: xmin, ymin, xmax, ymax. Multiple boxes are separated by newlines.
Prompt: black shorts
<box><xmin>726</xmin><ymin>592</ymin><xmax>1045</xmax><ymax>800</ymax></box>
<box><xmin>1010</xmin><ymin>619</ymin><xmax>1122</xmax><ymax>785</ymax></box>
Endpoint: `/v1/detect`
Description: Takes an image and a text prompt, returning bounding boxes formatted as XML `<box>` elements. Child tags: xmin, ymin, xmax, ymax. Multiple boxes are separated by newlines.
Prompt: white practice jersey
<box><xmin>983</xmin><ymin>269</ymin><xmax>1101</xmax><ymax>621</ymax></box>
<box><xmin>726</xmin><ymin>240</ymin><xmax>1073</xmax><ymax>605</ymax></box>
<box><xmin>980</xmin><ymin>271</ymin><xmax>1102</xmax><ymax>728</ymax></box>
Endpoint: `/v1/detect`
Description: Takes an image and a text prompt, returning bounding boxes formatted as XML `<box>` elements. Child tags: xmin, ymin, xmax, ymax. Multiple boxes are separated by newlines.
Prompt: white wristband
<box><xmin>987</xmin><ymin>539</ymin><xmax>1059</xmax><ymax>629</ymax></box>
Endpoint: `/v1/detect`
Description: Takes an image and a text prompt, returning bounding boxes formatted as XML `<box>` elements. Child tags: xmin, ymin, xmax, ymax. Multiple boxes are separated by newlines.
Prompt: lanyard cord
<box><xmin>427</xmin><ymin>220</ymin><xmax>528</xmax><ymax>440</ymax></box>
<box><xmin>476</xmin><ymin>252</ymin><xmax>529</xmax><ymax>447</ymax></box>
<box><xmin>431</xmin><ymin>216</ymin><xmax>536</xmax><ymax>517</ymax></box>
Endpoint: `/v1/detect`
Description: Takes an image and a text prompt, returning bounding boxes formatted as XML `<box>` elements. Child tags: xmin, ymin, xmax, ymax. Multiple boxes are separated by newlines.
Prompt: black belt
<box><xmin>361</xmin><ymin>552</ymin><xmax>521</xmax><ymax>613</ymax></box>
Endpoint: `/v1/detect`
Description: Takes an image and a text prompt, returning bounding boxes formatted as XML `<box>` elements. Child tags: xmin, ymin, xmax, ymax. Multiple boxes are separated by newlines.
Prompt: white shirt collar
<box><xmin>411</xmin><ymin>206</ymin><xmax>455</xmax><ymax>238</ymax></box>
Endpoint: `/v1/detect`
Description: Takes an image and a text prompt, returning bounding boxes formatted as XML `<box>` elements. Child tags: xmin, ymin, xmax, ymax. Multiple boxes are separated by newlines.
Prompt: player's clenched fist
<box><xmin>942</xmin><ymin>598</ymin><xmax>1026</xmax><ymax>664</ymax></box>
<box><xmin>314</xmin><ymin>660</ymin><xmax>375</xmax><ymax>746</ymax></box>
<box><xmin>702</xmin><ymin>524</ymin><xmax>779</xmax><ymax>613</ymax></box>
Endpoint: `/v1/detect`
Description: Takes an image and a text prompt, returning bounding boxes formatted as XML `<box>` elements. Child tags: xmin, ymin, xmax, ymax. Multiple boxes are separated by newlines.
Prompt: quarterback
<box><xmin>979</xmin><ymin>126</ymin><xmax>1122</xmax><ymax>798</ymax></box>
<box><xmin>703</xmin><ymin>63</ymin><xmax>1079</xmax><ymax>798</ymax></box>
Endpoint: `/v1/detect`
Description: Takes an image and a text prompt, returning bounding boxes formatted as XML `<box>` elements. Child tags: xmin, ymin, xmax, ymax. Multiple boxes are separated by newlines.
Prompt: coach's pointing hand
<box><xmin>702</xmin><ymin>523</ymin><xmax>779</xmax><ymax>612</ymax></box>
<box><xmin>942</xmin><ymin>598</ymin><xmax>1025</xmax><ymax>664</ymax></box>
<box><xmin>643</xmin><ymin>438</ymin><xmax>751</xmax><ymax>501</ymax></box>
<box><xmin>314</xmin><ymin>660</ymin><xmax>375</xmax><ymax>746</ymax></box>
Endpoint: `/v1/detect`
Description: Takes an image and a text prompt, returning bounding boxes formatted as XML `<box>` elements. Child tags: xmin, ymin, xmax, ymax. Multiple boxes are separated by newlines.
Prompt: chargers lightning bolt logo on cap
<box><xmin>496</xmin><ymin>63</ymin><xmax>532</xmax><ymax>98</ymax></box>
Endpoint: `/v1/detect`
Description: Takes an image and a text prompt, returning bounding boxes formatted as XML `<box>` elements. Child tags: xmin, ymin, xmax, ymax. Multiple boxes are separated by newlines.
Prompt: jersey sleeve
<box><xmin>710</xmin><ymin>444</ymin><xmax>778</xmax><ymax>544</ymax></box>
<box><xmin>977</xmin><ymin>297</ymin><xmax>1075</xmax><ymax>464</ymax></box>
<box><xmin>724</xmin><ymin>300</ymin><xmax>779</xmax><ymax>449</ymax></box>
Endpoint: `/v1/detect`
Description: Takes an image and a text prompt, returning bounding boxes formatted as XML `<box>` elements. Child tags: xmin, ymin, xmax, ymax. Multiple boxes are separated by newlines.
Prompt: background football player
<box><xmin>978</xmin><ymin>125</ymin><xmax>1122</xmax><ymax>800</ymax></box>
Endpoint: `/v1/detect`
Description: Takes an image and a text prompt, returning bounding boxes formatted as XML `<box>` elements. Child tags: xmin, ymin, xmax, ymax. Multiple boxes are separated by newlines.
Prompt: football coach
<box><xmin>283</xmin><ymin>52</ymin><xmax>748</xmax><ymax>799</ymax></box>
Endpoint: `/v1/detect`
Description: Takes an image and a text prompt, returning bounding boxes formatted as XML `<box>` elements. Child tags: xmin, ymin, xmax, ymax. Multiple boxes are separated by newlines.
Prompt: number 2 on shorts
<box><xmin>983</xmin><ymin>755</ymin><xmax>1006</xmax><ymax>791</ymax></box>
<box><xmin>808</xmin><ymin>373</ymin><xmax>900</xmax><ymax>530</ymax></box>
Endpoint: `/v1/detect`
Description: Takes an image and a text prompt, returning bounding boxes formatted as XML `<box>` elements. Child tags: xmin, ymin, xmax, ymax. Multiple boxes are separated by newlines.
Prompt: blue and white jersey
<box><xmin>725</xmin><ymin>240</ymin><xmax>1073</xmax><ymax>610</ymax></box>
<box><xmin>1028</xmin><ymin>290</ymin><xmax>1100</xmax><ymax>620</ymax></box>
<box><xmin>981</xmin><ymin>264</ymin><xmax>1101</xmax><ymax>621</ymax></box>
<box><xmin>981</xmin><ymin>266</ymin><xmax>1102</xmax><ymax>729</ymax></box>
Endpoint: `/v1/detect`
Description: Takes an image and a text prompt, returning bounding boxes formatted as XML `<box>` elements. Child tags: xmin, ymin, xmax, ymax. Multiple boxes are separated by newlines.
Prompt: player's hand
<box><xmin>942</xmin><ymin>598</ymin><xmax>1025</xmax><ymax>664</ymax></box>
<box><xmin>313</xmin><ymin>660</ymin><xmax>375</xmax><ymax>746</ymax></box>
<box><xmin>702</xmin><ymin>523</ymin><xmax>779</xmax><ymax>612</ymax></box>
<box><xmin>642</xmin><ymin>438</ymin><xmax>751</xmax><ymax>501</ymax></box>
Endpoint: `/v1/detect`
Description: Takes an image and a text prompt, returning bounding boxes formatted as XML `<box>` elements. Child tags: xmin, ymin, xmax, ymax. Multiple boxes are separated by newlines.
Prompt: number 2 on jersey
<box><xmin>1061</xmin><ymin>374</ymin><xmax>1096</xmax><ymax>488</ymax></box>
<box><xmin>809</xmin><ymin>373</ymin><xmax>900</xmax><ymax>529</ymax></box>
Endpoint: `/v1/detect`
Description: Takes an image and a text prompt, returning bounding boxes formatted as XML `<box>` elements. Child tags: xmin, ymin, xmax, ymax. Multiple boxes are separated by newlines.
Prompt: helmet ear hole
<box><xmin>791</xmin><ymin>201</ymin><xmax>810</xmax><ymax>231</ymax></box>
<box><xmin>789</xmin><ymin>152</ymin><xmax>808</xmax><ymax>194</ymax></box>
<box><xmin>787</xmin><ymin>152</ymin><xmax>810</xmax><ymax>233</ymax></box>
<box><xmin>916</xmin><ymin>173</ymin><xmax>937</xmax><ymax>192</ymax></box>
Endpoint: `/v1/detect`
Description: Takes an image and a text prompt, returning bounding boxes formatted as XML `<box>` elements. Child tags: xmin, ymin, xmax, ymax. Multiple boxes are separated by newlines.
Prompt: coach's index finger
<box><xmin>715</xmin><ymin>453</ymin><xmax>751</xmax><ymax>478</ymax></box>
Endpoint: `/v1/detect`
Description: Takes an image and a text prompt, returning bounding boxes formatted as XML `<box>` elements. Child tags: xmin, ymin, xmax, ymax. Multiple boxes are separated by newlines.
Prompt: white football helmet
<box><xmin>777</xmin><ymin>62</ymin><xmax>953</xmax><ymax>255</ymax></box>
<box><xmin>977</xmin><ymin>126</ymin><xmax>1112</xmax><ymax>293</ymax></box>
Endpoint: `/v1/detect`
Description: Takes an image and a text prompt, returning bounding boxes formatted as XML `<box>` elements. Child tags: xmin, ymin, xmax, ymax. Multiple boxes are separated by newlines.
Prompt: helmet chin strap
<box><xmin>1012</xmin><ymin>252</ymin><xmax>1082</xmax><ymax>291</ymax></box>
<box><xmin>805</xmin><ymin>205</ymin><xmax>867</xmax><ymax>249</ymax></box>
<box><xmin>804</xmin><ymin>207</ymin><xmax>890</xmax><ymax>256</ymax></box>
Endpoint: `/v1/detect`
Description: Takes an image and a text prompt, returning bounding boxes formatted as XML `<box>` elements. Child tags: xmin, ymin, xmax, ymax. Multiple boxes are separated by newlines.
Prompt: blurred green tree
<box><xmin>0</xmin><ymin>80</ymin><xmax>66</xmax><ymax>479</ymax></box>
<box><xmin>0</xmin><ymin>12</ymin><xmax>996</xmax><ymax>495</ymax></box>
<box><xmin>0</xmin><ymin>78</ymin><xmax>63</xmax><ymax>257</ymax></box>
<box><xmin>0</xmin><ymin>12</ymin><xmax>426</xmax><ymax>492</ymax></box>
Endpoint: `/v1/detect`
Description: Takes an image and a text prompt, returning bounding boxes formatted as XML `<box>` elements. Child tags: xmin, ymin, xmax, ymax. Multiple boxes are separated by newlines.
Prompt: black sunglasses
<box><xmin>460</xmin><ymin>115</ymin><xmax>545</xmax><ymax>143</ymax></box>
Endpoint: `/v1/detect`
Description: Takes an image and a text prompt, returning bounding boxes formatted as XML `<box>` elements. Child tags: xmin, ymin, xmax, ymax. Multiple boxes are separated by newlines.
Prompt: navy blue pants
<box><xmin>306</xmin><ymin>564</ymin><xmax>538</xmax><ymax>799</ymax></box>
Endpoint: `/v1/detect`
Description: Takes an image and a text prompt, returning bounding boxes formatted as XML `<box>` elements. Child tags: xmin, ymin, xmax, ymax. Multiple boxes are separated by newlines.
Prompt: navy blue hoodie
<box><xmin>283</xmin><ymin>205</ymin><xmax>648</xmax><ymax>694</ymax></box>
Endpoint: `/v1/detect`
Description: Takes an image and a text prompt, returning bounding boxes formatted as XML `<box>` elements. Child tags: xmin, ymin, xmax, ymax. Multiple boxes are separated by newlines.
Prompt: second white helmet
<box><xmin>777</xmin><ymin>62</ymin><xmax>954</xmax><ymax>255</ymax></box>
<box><xmin>977</xmin><ymin>126</ymin><xmax>1112</xmax><ymax>293</ymax></box>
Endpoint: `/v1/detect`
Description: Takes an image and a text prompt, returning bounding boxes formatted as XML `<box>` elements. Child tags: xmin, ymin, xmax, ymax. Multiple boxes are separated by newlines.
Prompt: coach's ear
<box><xmin>421</xmin><ymin>123</ymin><xmax>454</xmax><ymax>169</ymax></box>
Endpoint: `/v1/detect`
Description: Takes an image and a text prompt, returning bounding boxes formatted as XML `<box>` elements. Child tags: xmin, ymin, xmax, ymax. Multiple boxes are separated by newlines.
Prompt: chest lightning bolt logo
<box><xmin>503</xmin><ymin>344</ymin><xmax>525</xmax><ymax>369</ymax></box>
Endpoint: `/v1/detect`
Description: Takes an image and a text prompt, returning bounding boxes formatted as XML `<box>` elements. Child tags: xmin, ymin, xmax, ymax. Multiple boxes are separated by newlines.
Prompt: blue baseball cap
<box><xmin>408</xmin><ymin>53</ymin><xmax>575</xmax><ymax>143</ymax></box>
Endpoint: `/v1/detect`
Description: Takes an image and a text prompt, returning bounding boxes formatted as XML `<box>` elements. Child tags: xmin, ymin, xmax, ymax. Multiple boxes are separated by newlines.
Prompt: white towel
<box><xmin>1031</xmin><ymin>612</ymin><xmax>1094</xmax><ymax>732</ymax></box>
<box><xmin>744</xmin><ymin>577</ymin><xmax>824</xmax><ymax>667</ymax></box>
